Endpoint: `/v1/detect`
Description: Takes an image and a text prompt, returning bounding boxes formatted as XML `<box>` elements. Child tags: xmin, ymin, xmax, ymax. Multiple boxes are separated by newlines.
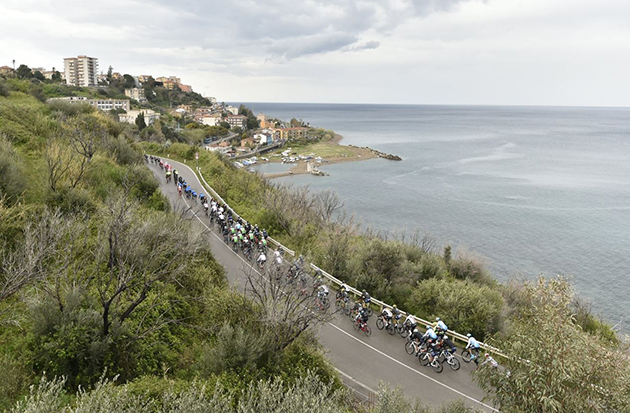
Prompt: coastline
<box><xmin>260</xmin><ymin>133</ymin><xmax>398</xmax><ymax>179</ymax></box>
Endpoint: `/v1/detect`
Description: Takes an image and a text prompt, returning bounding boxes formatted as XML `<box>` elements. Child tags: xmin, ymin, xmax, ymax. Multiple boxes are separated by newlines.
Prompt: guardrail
<box><xmin>154</xmin><ymin>155</ymin><xmax>505</xmax><ymax>358</ymax></box>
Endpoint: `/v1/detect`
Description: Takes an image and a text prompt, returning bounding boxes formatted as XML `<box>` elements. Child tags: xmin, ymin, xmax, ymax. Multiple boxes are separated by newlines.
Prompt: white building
<box><xmin>118</xmin><ymin>109</ymin><xmax>160</xmax><ymax>125</ymax></box>
<box><xmin>48</xmin><ymin>96</ymin><xmax>130</xmax><ymax>112</ymax></box>
<box><xmin>226</xmin><ymin>114</ymin><xmax>247</xmax><ymax>129</ymax></box>
<box><xmin>200</xmin><ymin>114</ymin><xmax>222</xmax><ymax>127</ymax></box>
<box><xmin>254</xmin><ymin>133</ymin><xmax>273</xmax><ymax>145</ymax></box>
<box><xmin>124</xmin><ymin>88</ymin><xmax>146</xmax><ymax>102</ymax></box>
<box><xmin>225</xmin><ymin>105</ymin><xmax>239</xmax><ymax>115</ymax></box>
<box><xmin>64</xmin><ymin>55</ymin><xmax>98</xmax><ymax>87</ymax></box>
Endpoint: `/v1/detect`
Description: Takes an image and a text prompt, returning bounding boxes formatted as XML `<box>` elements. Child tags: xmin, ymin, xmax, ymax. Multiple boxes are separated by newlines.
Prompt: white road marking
<box><xmin>150</xmin><ymin>158</ymin><xmax>499</xmax><ymax>412</ymax></box>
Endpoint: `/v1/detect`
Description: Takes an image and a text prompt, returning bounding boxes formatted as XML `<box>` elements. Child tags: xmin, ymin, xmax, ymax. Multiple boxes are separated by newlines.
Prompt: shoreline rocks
<box><xmin>348</xmin><ymin>145</ymin><xmax>402</xmax><ymax>161</ymax></box>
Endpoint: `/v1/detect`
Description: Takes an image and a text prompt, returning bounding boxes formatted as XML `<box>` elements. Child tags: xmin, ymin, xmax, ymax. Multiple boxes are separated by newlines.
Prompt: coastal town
<box><xmin>1</xmin><ymin>55</ymin><xmax>400</xmax><ymax>177</ymax></box>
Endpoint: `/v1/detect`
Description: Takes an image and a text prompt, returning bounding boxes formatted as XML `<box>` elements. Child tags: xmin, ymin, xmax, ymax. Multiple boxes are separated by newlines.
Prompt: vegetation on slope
<box><xmin>0</xmin><ymin>80</ymin><xmax>339</xmax><ymax>410</ymax></box>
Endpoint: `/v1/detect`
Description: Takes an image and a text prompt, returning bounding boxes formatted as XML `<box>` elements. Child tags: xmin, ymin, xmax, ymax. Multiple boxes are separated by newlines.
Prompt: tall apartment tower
<box><xmin>64</xmin><ymin>55</ymin><xmax>98</xmax><ymax>87</ymax></box>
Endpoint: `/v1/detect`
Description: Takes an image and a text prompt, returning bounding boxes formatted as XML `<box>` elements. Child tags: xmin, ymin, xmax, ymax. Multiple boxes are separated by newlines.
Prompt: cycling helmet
<box><xmin>426</xmin><ymin>325</ymin><xmax>431</xmax><ymax>330</ymax></box>
<box><xmin>443</xmin><ymin>335</ymin><xmax>448</xmax><ymax>340</ymax></box>
<box><xmin>362</xmin><ymin>289</ymin><xmax>366</xmax><ymax>293</ymax></box>
<box><xmin>485</xmin><ymin>353</ymin><xmax>490</xmax><ymax>358</ymax></box>
<box><xmin>393</xmin><ymin>304</ymin><xmax>397</xmax><ymax>308</ymax></box>
<box><xmin>436</xmin><ymin>317</ymin><xmax>441</xmax><ymax>321</ymax></box>
<box><xmin>466</xmin><ymin>333</ymin><xmax>472</xmax><ymax>338</ymax></box>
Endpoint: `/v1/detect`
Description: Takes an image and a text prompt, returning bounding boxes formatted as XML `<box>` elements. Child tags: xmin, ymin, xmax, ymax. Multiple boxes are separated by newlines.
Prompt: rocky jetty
<box><xmin>348</xmin><ymin>145</ymin><xmax>402</xmax><ymax>161</ymax></box>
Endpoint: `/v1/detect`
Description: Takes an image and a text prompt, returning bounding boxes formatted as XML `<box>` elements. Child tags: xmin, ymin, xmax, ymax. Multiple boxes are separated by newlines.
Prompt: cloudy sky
<box><xmin>1</xmin><ymin>0</ymin><xmax>629</xmax><ymax>106</ymax></box>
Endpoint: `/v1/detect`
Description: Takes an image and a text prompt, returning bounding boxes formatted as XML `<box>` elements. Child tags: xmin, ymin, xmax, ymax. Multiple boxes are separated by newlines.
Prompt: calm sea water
<box><xmin>243</xmin><ymin>102</ymin><xmax>630</xmax><ymax>329</ymax></box>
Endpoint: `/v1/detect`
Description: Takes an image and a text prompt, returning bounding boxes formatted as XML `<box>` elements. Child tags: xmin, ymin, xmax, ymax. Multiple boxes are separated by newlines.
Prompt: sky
<box><xmin>1</xmin><ymin>0</ymin><xmax>629</xmax><ymax>106</ymax></box>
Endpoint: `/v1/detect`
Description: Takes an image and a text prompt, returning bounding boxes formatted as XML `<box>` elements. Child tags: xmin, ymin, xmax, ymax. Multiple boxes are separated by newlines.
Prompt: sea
<box><xmin>242</xmin><ymin>102</ymin><xmax>630</xmax><ymax>331</ymax></box>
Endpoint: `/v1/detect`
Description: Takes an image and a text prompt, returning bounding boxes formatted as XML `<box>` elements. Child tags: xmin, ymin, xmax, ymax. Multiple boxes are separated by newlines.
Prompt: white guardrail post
<box><xmin>152</xmin><ymin>155</ymin><xmax>505</xmax><ymax>358</ymax></box>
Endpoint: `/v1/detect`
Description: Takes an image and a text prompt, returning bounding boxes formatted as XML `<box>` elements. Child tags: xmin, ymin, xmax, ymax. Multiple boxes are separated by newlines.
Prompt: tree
<box><xmin>123</xmin><ymin>74</ymin><xmax>135</xmax><ymax>89</ymax></box>
<box><xmin>33</xmin><ymin>71</ymin><xmax>45</xmax><ymax>81</ymax></box>
<box><xmin>92</xmin><ymin>183</ymin><xmax>202</xmax><ymax>337</ymax></box>
<box><xmin>244</xmin><ymin>263</ymin><xmax>331</xmax><ymax>353</ymax></box>
<box><xmin>106</xmin><ymin>65</ymin><xmax>113</xmax><ymax>83</ymax></box>
<box><xmin>51</xmin><ymin>71</ymin><xmax>62</xmax><ymax>82</ymax></box>
<box><xmin>0</xmin><ymin>210</ymin><xmax>71</xmax><ymax>305</ymax></box>
<box><xmin>219</xmin><ymin>121</ymin><xmax>230</xmax><ymax>130</ymax></box>
<box><xmin>136</xmin><ymin>112</ymin><xmax>147</xmax><ymax>131</ymax></box>
<box><xmin>16</xmin><ymin>64</ymin><xmax>32</xmax><ymax>79</ymax></box>
<box><xmin>475</xmin><ymin>276</ymin><xmax>630</xmax><ymax>412</ymax></box>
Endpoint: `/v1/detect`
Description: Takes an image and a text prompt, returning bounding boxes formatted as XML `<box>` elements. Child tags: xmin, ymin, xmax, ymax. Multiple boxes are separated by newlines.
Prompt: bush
<box><xmin>47</xmin><ymin>100</ymin><xmax>95</xmax><ymax>117</ymax></box>
<box><xmin>406</xmin><ymin>277</ymin><xmax>504</xmax><ymax>340</ymax></box>
<box><xmin>0</xmin><ymin>80</ymin><xmax>9</xmax><ymax>97</ymax></box>
<box><xmin>46</xmin><ymin>187</ymin><xmax>97</xmax><ymax>215</ymax></box>
<box><xmin>0</xmin><ymin>135</ymin><xmax>27</xmax><ymax>203</ymax></box>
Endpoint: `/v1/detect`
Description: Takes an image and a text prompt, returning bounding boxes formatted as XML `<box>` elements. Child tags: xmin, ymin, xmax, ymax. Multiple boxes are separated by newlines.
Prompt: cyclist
<box><xmin>173</xmin><ymin>169</ymin><xmax>178</xmax><ymax>183</ymax></box>
<box><xmin>177</xmin><ymin>183</ymin><xmax>182</xmax><ymax>197</ymax></box>
<box><xmin>466</xmin><ymin>333</ymin><xmax>481</xmax><ymax>364</ymax></box>
<box><xmin>356</xmin><ymin>306</ymin><xmax>369</xmax><ymax>329</ymax></box>
<box><xmin>434</xmin><ymin>317</ymin><xmax>448</xmax><ymax>338</ymax></box>
<box><xmin>203</xmin><ymin>200</ymin><xmax>209</xmax><ymax>215</ymax></box>
<box><xmin>404</xmin><ymin>314</ymin><xmax>418</xmax><ymax>333</ymax></box>
<box><xmin>381</xmin><ymin>307</ymin><xmax>393</xmax><ymax>328</ymax></box>
<box><xmin>231</xmin><ymin>232</ymin><xmax>239</xmax><ymax>250</ymax></box>
<box><xmin>191</xmin><ymin>190</ymin><xmax>197</xmax><ymax>203</ymax></box>
<box><xmin>481</xmin><ymin>353</ymin><xmax>499</xmax><ymax>369</ymax></box>
<box><xmin>257</xmin><ymin>251</ymin><xmax>267</xmax><ymax>268</ymax></box>
<box><xmin>441</xmin><ymin>334</ymin><xmax>456</xmax><ymax>355</ymax></box>
<box><xmin>410</xmin><ymin>328</ymin><xmax>424</xmax><ymax>354</ymax></box>
<box><xmin>273</xmin><ymin>249</ymin><xmax>283</xmax><ymax>265</ymax></box>
<box><xmin>316</xmin><ymin>279</ymin><xmax>329</xmax><ymax>310</ymax></box>
<box><xmin>424</xmin><ymin>325</ymin><xmax>439</xmax><ymax>362</ymax></box>
<box><xmin>392</xmin><ymin>304</ymin><xmax>402</xmax><ymax>326</ymax></box>
<box><xmin>360</xmin><ymin>290</ymin><xmax>371</xmax><ymax>306</ymax></box>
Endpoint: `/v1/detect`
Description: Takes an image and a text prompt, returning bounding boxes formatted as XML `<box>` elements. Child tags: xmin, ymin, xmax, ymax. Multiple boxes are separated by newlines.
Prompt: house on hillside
<box><xmin>118</xmin><ymin>109</ymin><xmax>160</xmax><ymax>125</ymax></box>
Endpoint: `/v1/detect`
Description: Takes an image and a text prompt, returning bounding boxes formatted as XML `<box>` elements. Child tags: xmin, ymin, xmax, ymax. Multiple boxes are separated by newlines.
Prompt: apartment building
<box><xmin>200</xmin><ymin>114</ymin><xmax>222</xmax><ymax>127</ymax></box>
<box><xmin>226</xmin><ymin>114</ymin><xmax>247</xmax><ymax>129</ymax></box>
<box><xmin>48</xmin><ymin>96</ymin><xmax>130</xmax><ymax>112</ymax></box>
<box><xmin>125</xmin><ymin>88</ymin><xmax>146</xmax><ymax>102</ymax></box>
<box><xmin>119</xmin><ymin>109</ymin><xmax>160</xmax><ymax>126</ymax></box>
<box><xmin>64</xmin><ymin>55</ymin><xmax>98</xmax><ymax>87</ymax></box>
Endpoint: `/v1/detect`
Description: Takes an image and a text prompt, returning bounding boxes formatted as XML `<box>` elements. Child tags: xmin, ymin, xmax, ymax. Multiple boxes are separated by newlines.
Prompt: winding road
<box><xmin>147</xmin><ymin>158</ymin><xmax>497</xmax><ymax>412</ymax></box>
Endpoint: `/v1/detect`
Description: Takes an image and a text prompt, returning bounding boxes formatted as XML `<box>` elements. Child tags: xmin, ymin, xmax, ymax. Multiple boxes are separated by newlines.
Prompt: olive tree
<box><xmin>475</xmin><ymin>276</ymin><xmax>630</xmax><ymax>412</ymax></box>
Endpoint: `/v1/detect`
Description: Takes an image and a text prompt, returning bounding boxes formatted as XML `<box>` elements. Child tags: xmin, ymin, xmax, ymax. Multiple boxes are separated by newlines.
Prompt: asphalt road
<box><xmin>147</xmin><ymin>158</ymin><xmax>497</xmax><ymax>412</ymax></box>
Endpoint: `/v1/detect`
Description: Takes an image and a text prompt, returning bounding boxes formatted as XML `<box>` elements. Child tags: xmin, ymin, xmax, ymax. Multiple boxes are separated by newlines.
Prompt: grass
<box><xmin>269</xmin><ymin>140</ymin><xmax>369</xmax><ymax>160</ymax></box>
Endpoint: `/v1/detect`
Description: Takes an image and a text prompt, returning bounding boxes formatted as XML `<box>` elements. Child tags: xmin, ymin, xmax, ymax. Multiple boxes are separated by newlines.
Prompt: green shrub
<box><xmin>0</xmin><ymin>135</ymin><xmax>27</xmax><ymax>203</ymax></box>
<box><xmin>406</xmin><ymin>277</ymin><xmax>504</xmax><ymax>340</ymax></box>
<box><xmin>45</xmin><ymin>187</ymin><xmax>97</xmax><ymax>215</ymax></box>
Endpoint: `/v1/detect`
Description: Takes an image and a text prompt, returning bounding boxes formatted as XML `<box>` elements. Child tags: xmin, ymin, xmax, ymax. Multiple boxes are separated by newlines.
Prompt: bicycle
<box><xmin>461</xmin><ymin>348</ymin><xmax>479</xmax><ymax>364</ymax></box>
<box><xmin>353</xmin><ymin>319</ymin><xmax>371</xmax><ymax>337</ymax></box>
<box><xmin>376</xmin><ymin>315</ymin><xmax>396</xmax><ymax>336</ymax></box>
<box><xmin>358</xmin><ymin>299</ymin><xmax>373</xmax><ymax>317</ymax></box>
<box><xmin>315</xmin><ymin>294</ymin><xmax>330</xmax><ymax>311</ymax></box>
<box><xmin>440</xmin><ymin>349</ymin><xmax>461</xmax><ymax>371</ymax></box>
<box><xmin>405</xmin><ymin>336</ymin><xmax>424</xmax><ymax>356</ymax></box>
<box><xmin>419</xmin><ymin>349</ymin><xmax>443</xmax><ymax>373</ymax></box>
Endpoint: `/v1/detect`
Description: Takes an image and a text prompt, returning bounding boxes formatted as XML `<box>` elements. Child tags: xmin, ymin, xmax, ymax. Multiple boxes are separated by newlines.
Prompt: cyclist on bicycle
<box><xmin>391</xmin><ymin>304</ymin><xmax>402</xmax><ymax>325</ymax></box>
<box><xmin>257</xmin><ymin>252</ymin><xmax>267</xmax><ymax>268</ymax></box>
<box><xmin>316</xmin><ymin>280</ymin><xmax>329</xmax><ymax>310</ymax></box>
<box><xmin>424</xmin><ymin>326</ymin><xmax>440</xmax><ymax>362</ymax></box>
<box><xmin>481</xmin><ymin>353</ymin><xmax>498</xmax><ymax>369</ymax></box>
<box><xmin>404</xmin><ymin>314</ymin><xmax>418</xmax><ymax>333</ymax></box>
<box><xmin>357</xmin><ymin>306</ymin><xmax>369</xmax><ymax>329</ymax></box>
<box><xmin>441</xmin><ymin>335</ymin><xmax>456</xmax><ymax>355</ymax></box>
<box><xmin>434</xmin><ymin>317</ymin><xmax>448</xmax><ymax>338</ymax></box>
<box><xmin>360</xmin><ymin>290</ymin><xmax>371</xmax><ymax>306</ymax></box>
<box><xmin>381</xmin><ymin>307</ymin><xmax>393</xmax><ymax>328</ymax></box>
<box><xmin>466</xmin><ymin>333</ymin><xmax>481</xmax><ymax>364</ymax></box>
